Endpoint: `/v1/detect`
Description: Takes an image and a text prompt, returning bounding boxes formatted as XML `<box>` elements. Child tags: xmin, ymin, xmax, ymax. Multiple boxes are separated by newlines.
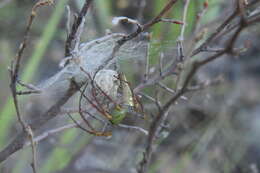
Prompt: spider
<box><xmin>68</xmin><ymin>67</ymin><xmax>146</xmax><ymax>137</ymax></box>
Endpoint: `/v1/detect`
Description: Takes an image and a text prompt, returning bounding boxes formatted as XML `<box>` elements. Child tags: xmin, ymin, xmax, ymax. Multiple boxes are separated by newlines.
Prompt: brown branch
<box><xmin>26</xmin><ymin>126</ymin><xmax>37</xmax><ymax>173</ymax></box>
<box><xmin>0</xmin><ymin>80</ymin><xmax>79</xmax><ymax>163</ymax></box>
<box><xmin>25</xmin><ymin>123</ymin><xmax>78</xmax><ymax>146</ymax></box>
<box><xmin>137</xmin><ymin>7</ymin><xmax>260</xmax><ymax>171</ymax></box>
<box><xmin>191</xmin><ymin>5</ymin><xmax>239</xmax><ymax>57</ymax></box>
<box><xmin>118</xmin><ymin>0</ymin><xmax>178</xmax><ymax>45</ymax></box>
<box><xmin>65</xmin><ymin>0</ymin><xmax>93</xmax><ymax>56</ymax></box>
<box><xmin>10</xmin><ymin>0</ymin><xmax>54</xmax><ymax>132</ymax></box>
<box><xmin>134</xmin><ymin>1</ymin><xmax>260</xmax><ymax>93</ymax></box>
<box><xmin>7</xmin><ymin>1</ymin><xmax>54</xmax><ymax>169</ymax></box>
<box><xmin>177</xmin><ymin>0</ymin><xmax>191</xmax><ymax>61</ymax></box>
<box><xmin>97</xmin><ymin>0</ymin><xmax>179</xmax><ymax>78</ymax></box>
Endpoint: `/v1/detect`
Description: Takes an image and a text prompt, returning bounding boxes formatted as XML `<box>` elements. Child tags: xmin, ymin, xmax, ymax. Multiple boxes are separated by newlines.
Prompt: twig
<box><xmin>65</xmin><ymin>0</ymin><xmax>93</xmax><ymax>56</ymax></box>
<box><xmin>25</xmin><ymin>123</ymin><xmax>78</xmax><ymax>146</ymax></box>
<box><xmin>96</xmin><ymin>0</ymin><xmax>179</xmax><ymax>73</ymax></box>
<box><xmin>177</xmin><ymin>0</ymin><xmax>191</xmax><ymax>61</ymax></box>
<box><xmin>73</xmin><ymin>17</ymin><xmax>86</xmax><ymax>52</ymax></box>
<box><xmin>16</xmin><ymin>90</ymin><xmax>41</xmax><ymax>95</ymax></box>
<box><xmin>137</xmin><ymin>6</ymin><xmax>260</xmax><ymax>171</ymax></box>
<box><xmin>159</xmin><ymin>18</ymin><xmax>184</xmax><ymax>25</ymax></box>
<box><xmin>186</xmin><ymin>76</ymin><xmax>223</xmax><ymax>92</ymax></box>
<box><xmin>26</xmin><ymin>126</ymin><xmax>37</xmax><ymax>173</ymax></box>
<box><xmin>134</xmin><ymin>61</ymin><xmax>179</xmax><ymax>93</ymax></box>
<box><xmin>117</xmin><ymin>124</ymin><xmax>148</xmax><ymax>135</ymax></box>
<box><xmin>7</xmin><ymin>1</ymin><xmax>54</xmax><ymax>168</ymax></box>
<box><xmin>159</xmin><ymin>53</ymin><xmax>164</xmax><ymax>76</ymax></box>
<box><xmin>144</xmin><ymin>43</ymin><xmax>150</xmax><ymax>82</ymax></box>
<box><xmin>157</xmin><ymin>82</ymin><xmax>188</xmax><ymax>101</ymax></box>
<box><xmin>9</xmin><ymin>0</ymin><xmax>54</xmax><ymax>131</ymax></box>
<box><xmin>66</xmin><ymin>5</ymin><xmax>71</xmax><ymax>37</ymax></box>
<box><xmin>0</xmin><ymin>79</ymin><xmax>79</xmax><ymax>163</ymax></box>
<box><xmin>17</xmin><ymin>80</ymin><xmax>41</xmax><ymax>91</ymax></box>
<box><xmin>118</xmin><ymin>0</ymin><xmax>179</xmax><ymax>45</ymax></box>
<box><xmin>193</xmin><ymin>0</ymin><xmax>208</xmax><ymax>33</ymax></box>
<box><xmin>99</xmin><ymin>0</ymin><xmax>180</xmax><ymax>89</ymax></box>
<box><xmin>139</xmin><ymin>92</ymin><xmax>157</xmax><ymax>104</ymax></box>
<box><xmin>138</xmin><ymin>110</ymin><xmax>170</xmax><ymax>173</ymax></box>
<box><xmin>191</xmin><ymin>6</ymin><xmax>239</xmax><ymax>56</ymax></box>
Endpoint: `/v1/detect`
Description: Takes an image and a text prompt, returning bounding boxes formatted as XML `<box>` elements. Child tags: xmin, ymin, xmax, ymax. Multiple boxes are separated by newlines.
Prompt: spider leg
<box><xmin>71</xmin><ymin>78</ymin><xmax>112</xmax><ymax>134</ymax></box>
<box><xmin>78</xmin><ymin>82</ymin><xmax>97</xmax><ymax>131</ymax></box>
<box><xmin>68</xmin><ymin>113</ymin><xmax>112</xmax><ymax>137</ymax></box>
<box><xmin>90</xmin><ymin>87</ymin><xmax>113</xmax><ymax>120</ymax></box>
<box><xmin>81</xmin><ymin>67</ymin><xmax>117</xmax><ymax>120</ymax></box>
<box><xmin>74</xmin><ymin>79</ymin><xmax>112</xmax><ymax>122</ymax></box>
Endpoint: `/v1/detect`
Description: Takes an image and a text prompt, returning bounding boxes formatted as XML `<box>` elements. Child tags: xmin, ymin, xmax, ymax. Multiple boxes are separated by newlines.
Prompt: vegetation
<box><xmin>0</xmin><ymin>0</ymin><xmax>260</xmax><ymax>173</ymax></box>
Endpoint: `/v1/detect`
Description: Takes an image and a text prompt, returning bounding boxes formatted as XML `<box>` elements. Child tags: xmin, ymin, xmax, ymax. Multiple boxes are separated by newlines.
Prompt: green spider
<box><xmin>110</xmin><ymin>73</ymin><xmax>145</xmax><ymax>124</ymax></box>
<box><xmin>69</xmin><ymin>68</ymin><xmax>145</xmax><ymax>137</ymax></box>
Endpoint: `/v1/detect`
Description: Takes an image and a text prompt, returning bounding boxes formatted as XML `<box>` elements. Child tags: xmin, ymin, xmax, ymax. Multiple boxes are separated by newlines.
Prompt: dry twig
<box><xmin>65</xmin><ymin>0</ymin><xmax>93</xmax><ymax>56</ymax></box>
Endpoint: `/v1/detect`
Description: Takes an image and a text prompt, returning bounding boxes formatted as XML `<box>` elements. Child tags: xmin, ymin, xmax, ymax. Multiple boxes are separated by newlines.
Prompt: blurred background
<box><xmin>0</xmin><ymin>0</ymin><xmax>260</xmax><ymax>173</ymax></box>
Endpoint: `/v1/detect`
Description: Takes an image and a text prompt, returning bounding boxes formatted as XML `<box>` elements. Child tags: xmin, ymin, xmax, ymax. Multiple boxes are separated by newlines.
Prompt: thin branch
<box><xmin>10</xmin><ymin>0</ymin><xmax>54</xmax><ymax>132</ymax></box>
<box><xmin>191</xmin><ymin>6</ymin><xmax>239</xmax><ymax>56</ymax></box>
<box><xmin>25</xmin><ymin>123</ymin><xmax>78</xmax><ymax>146</ymax></box>
<box><xmin>159</xmin><ymin>53</ymin><xmax>164</xmax><ymax>76</ymax></box>
<box><xmin>137</xmin><ymin>8</ymin><xmax>260</xmax><ymax>172</ymax></box>
<box><xmin>66</xmin><ymin>5</ymin><xmax>71</xmax><ymax>37</ymax></box>
<box><xmin>16</xmin><ymin>90</ymin><xmax>41</xmax><ymax>95</ymax></box>
<box><xmin>65</xmin><ymin>0</ymin><xmax>93</xmax><ymax>56</ymax></box>
<box><xmin>139</xmin><ymin>92</ymin><xmax>157</xmax><ymax>104</ymax></box>
<box><xmin>177</xmin><ymin>0</ymin><xmax>190</xmax><ymax>61</ymax></box>
<box><xmin>0</xmin><ymin>79</ymin><xmax>79</xmax><ymax>163</ymax></box>
<box><xmin>144</xmin><ymin>43</ymin><xmax>150</xmax><ymax>82</ymax></box>
<box><xmin>97</xmin><ymin>0</ymin><xmax>179</xmax><ymax>73</ymax></box>
<box><xmin>117</xmin><ymin>124</ymin><xmax>148</xmax><ymax>135</ymax></box>
<box><xmin>118</xmin><ymin>0</ymin><xmax>179</xmax><ymax>45</ymax></box>
<box><xmin>17</xmin><ymin>80</ymin><xmax>41</xmax><ymax>92</ymax></box>
<box><xmin>138</xmin><ymin>110</ymin><xmax>170</xmax><ymax>173</ymax></box>
<box><xmin>26</xmin><ymin>126</ymin><xmax>37</xmax><ymax>173</ymax></box>
<box><xmin>157</xmin><ymin>82</ymin><xmax>188</xmax><ymax>101</ymax></box>
<box><xmin>159</xmin><ymin>18</ymin><xmax>184</xmax><ymax>25</ymax></box>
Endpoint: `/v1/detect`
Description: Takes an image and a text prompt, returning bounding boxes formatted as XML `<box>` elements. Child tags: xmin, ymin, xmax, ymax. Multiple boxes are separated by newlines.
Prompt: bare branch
<box><xmin>177</xmin><ymin>0</ymin><xmax>191</xmax><ymax>61</ymax></box>
<box><xmin>65</xmin><ymin>0</ymin><xmax>93</xmax><ymax>56</ymax></box>
<box><xmin>26</xmin><ymin>126</ymin><xmax>37</xmax><ymax>173</ymax></box>
<box><xmin>117</xmin><ymin>124</ymin><xmax>148</xmax><ymax>135</ymax></box>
